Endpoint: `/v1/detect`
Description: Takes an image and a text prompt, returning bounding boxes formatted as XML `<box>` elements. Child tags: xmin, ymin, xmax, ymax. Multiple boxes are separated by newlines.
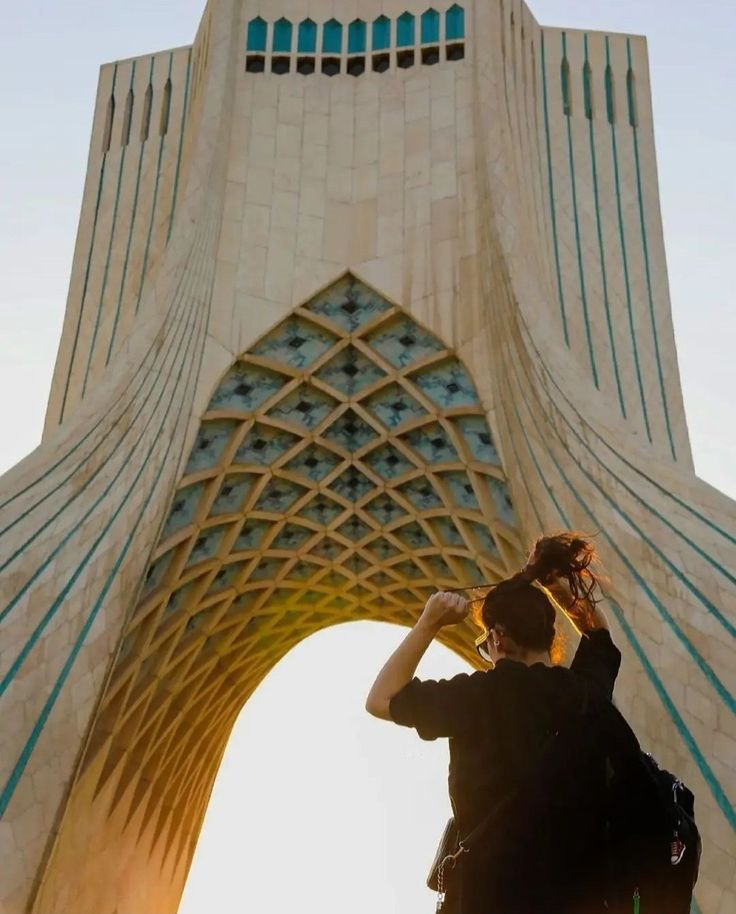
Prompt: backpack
<box><xmin>595</xmin><ymin>698</ymin><xmax>702</xmax><ymax>914</ymax></box>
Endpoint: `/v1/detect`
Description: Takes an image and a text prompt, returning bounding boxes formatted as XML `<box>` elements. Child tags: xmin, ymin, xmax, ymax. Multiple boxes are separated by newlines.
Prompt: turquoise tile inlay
<box><xmin>366</xmin><ymin>384</ymin><xmax>426</xmax><ymax>429</ymax></box>
<box><xmin>429</xmin><ymin>516</ymin><xmax>465</xmax><ymax>546</ymax></box>
<box><xmin>454</xmin><ymin>415</ymin><xmax>500</xmax><ymax>464</ymax></box>
<box><xmin>330</xmin><ymin>467</ymin><xmax>374</xmax><ymax>503</ymax></box>
<box><xmin>309</xmin><ymin>537</ymin><xmax>344</xmax><ymax>561</ymax></box>
<box><xmin>337</xmin><ymin>516</ymin><xmax>372</xmax><ymax>541</ymax></box>
<box><xmin>185</xmin><ymin>420</ymin><xmax>238</xmax><ymax>474</ymax></box>
<box><xmin>446</xmin><ymin>4</ymin><xmax>464</xmax><ymax>41</ymax></box>
<box><xmin>300</xmin><ymin>494</ymin><xmax>344</xmax><ymax>526</ymax></box>
<box><xmin>393</xmin><ymin>521</ymin><xmax>432</xmax><ymax>549</ymax></box>
<box><xmin>363</xmin><ymin>442</ymin><xmax>414</xmax><ymax>480</ymax></box>
<box><xmin>287</xmin><ymin>560</ymin><xmax>320</xmax><ymax>581</ymax></box>
<box><xmin>162</xmin><ymin>481</ymin><xmax>206</xmax><ymax>538</ymax></box>
<box><xmin>268</xmin><ymin>384</ymin><xmax>337</xmax><ymax>430</ymax></box>
<box><xmin>235</xmin><ymin>423</ymin><xmax>299</xmax><ymax>466</ymax></box>
<box><xmin>254</xmin><ymin>478</ymin><xmax>307</xmax><ymax>513</ymax></box>
<box><xmin>284</xmin><ymin>443</ymin><xmax>341</xmax><ymax>482</ymax></box>
<box><xmin>455</xmin><ymin>557</ymin><xmax>485</xmax><ymax>585</ymax></box>
<box><xmin>247</xmin><ymin>17</ymin><xmax>267</xmax><ymax>52</ymax></box>
<box><xmin>441</xmin><ymin>472</ymin><xmax>479</xmax><ymax>510</ymax></box>
<box><xmin>209</xmin><ymin>362</ymin><xmax>286</xmax><ymax>413</ymax></box>
<box><xmin>467</xmin><ymin>520</ymin><xmax>500</xmax><ymax>557</ymax></box>
<box><xmin>188</xmin><ymin>525</ymin><xmax>229</xmax><ymax>565</ymax></box>
<box><xmin>402</xmin><ymin>423</ymin><xmax>459</xmax><ymax>463</ymax></box>
<box><xmin>348</xmin><ymin>19</ymin><xmax>366</xmax><ymax>54</ymax></box>
<box><xmin>271</xmin><ymin>523</ymin><xmax>313</xmax><ymax>550</ymax></box>
<box><xmin>323</xmin><ymin>18</ymin><xmax>343</xmax><ymax>53</ymax></box>
<box><xmin>208</xmin><ymin>560</ymin><xmax>247</xmax><ymax>595</ymax></box>
<box><xmin>365</xmin><ymin>537</ymin><xmax>401</xmax><ymax>560</ymax></box>
<box><xmin>250</xmin><ymin>557</ymin><xmax>286</xmax><ymax>581</ymax></box>
<box><xmin>412</xmin><ymin>360</ymin><xmax>479</xmax><ymax>409</ymax></box>
<box><xmin>364</xmin><ymin>493</ymin><xmax>408</xmax><ymax>526</ymax></box>
<box><xmin>273</xmin><ymin>17</ymin><xmax>292</xmax><ymax>53</ymax></box>
<box><xmin>345</xmin><ymin>552</ymin><xmax>371</xmax><ymax>575</ymax></box>
<box><xmin>250</xmin><ymin>316</ymin><xmax>336</xmax><ymax>370</ymax></box>
<box><xmin>397</xmin><ymin>477</ymin><xmax>443</xmax><ymax>511</ymax></box>
<box><xmin>211</xmin><ymin>475</ymin><xmax>253</xmax><ymax>516</ymax></box>
<box><xmin>305</xmin><ymin>276</ymin><xmax>390</xmax><ymax>333</ymax></box>
<box><xmin>423</xmin><ymin>554</ymin><xmax>455</xmax><ymax>582</ymax></box>
<box><xmin>372</xmin><ymin>15</ymin><xmax>391</xmax><ymax>51</ymax></box>
<box><xmin>421</xmin><ymin>9</ymin><xmax>440</xmax><ymax>44</ymax></box>
<box><xmin>298</xmin><ymin>18</ymin><xmax>317</xmax><ymax>53</ymax></box>
<box><xmin>143</xmin><ymin>550</ymin><xmax>172</xmax><ymax>593</ymax></box>
<box><xmin>322</xmin><ymin>409</ymin><xmax>378</xmax><ymax>451</ymax></box>
<box><xmin>393</xmin><ymin>559</ymin><xmax>425</xmax><ymax>580</ymax></box>
<box><xmin>314</xmin><ymin>346</ymin><xmax>385</xmax><ymax>396</ymax></box>
<box><xmin>484</xmin><ymin>476</ymin><xmax>517</xmax><ymax>526</ymax></box>
<box><xmin>233</xmin><ymin>518</ymin><xmax>271</xmax><ymax>551</ymax></box>
<box><xmin>397</xmin><ymin>12</ymin><xmax>415</xmax><ymax>47</ymax></box>
<box><xmin>366</xmin><ymin>316</ymin><xmax>444</xmax><ymax>369</ymax></box>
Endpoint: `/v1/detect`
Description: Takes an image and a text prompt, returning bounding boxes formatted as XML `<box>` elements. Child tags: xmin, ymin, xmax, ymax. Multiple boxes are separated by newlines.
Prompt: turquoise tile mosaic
<box><xmin>209</xmin><ymin>362</ymin><xmax>286</xmax><ymax>413</ymax></box>
<box><xmin>412</xmin><ymin>360</ymin><xmax>479</xmax><ymax>409</ymax></box>
<box><xmin>284</xmin><ymin>443</ymin><xmax>342</xmax><ymax>482</ymax></box>
<box><xmin>162</xmin><ymin>481</ymin><xmax>207</xmax><ymax>538</ymax></box>
<box><xmin>305</xmin><ymin>276</ymin><xmax>391</xmax><ymax>333</ymax></box>
<box><xmin>366</xmin><ymin>383</ymin><xmax>426</xmax><ymax>429</ymax></box>
<box><xmin>211</xmin><ymin>475</ymin><xmax>253</xmax><ymax>516</ymax></box>
<box><xmin>362</xmin><ymin>442</ymin><xmax>415</xmax><ymax>479</ymax></box>
<box><xmin>314</xmin><ymin>345</ymin><xmax>385</xmax><ymax>396</ymax></box>
<box><xmin>366</xmin><ymin>316</ymin><xmax>444</xmax><ymax>369</ymax></box>
<box><xmin>441</xmin><ymin>472</ymin><xmax>480</xmax><ymax>510</ymax></box>
<box><xmin>235</xmin><ymin>424</ymin><xmax>299</xmax><ymax>466</ymax></box>
<box><xmin>484</xmin><ymin>476</ymin><xmax>517</xmax><ymax>526</ymax></box>
<box><xmin>147</xmin><ymin>278</ymin><xmax>518</xmax><ymax>636</ymax></box>
<box><xmin>268</xmin><ymin>384</ymin><xmax>337</xmax><ymax>430</ymax></box>
<box><xmin>336</xmin><ymin>516</ymin><xmax>372</xmax><ymax>541</ymax></box>
<box><xmin>397</xmin><ymin>476</ymin><xmax>444</xmax><ymax>510</ymax></box>
<box><xmin>455</xmin><ymin>415</ymin><xmax>501</xmax><ymax>465</ymax></box>
<box><xmin>250</xmin><ymin>316</ymin><xmax>337</xmax><ymax>369</ymax></box>
<box><xmin>188</xmin><ymin>525</ymin><xmax>230</xmax><ymax>565</ymax></box>
<box><xmin>329</xmin><ymin>467</ymin><xmax>374</xmax><ymax>502</ymax></box>
<box><xmin>322</xmin><ymin>408</ymin><xmax>378</xmax><ymax>451</ymax></box>
<box><xmin>232</xmin><ymin>518</ymin><xmax>271</xmax><ymax>551</ymax></box>
<box><xmin>402</xmin><ymin>423</ymin><xmax>459</xmax><ymax>463</ymax></box>
<box><xmin>270</xmin><ymin>523</ymin><xmax>313</xmax><ymax>551</ymax></box>
<box><xmin>185</xmin><ymin>420</ymin><xmax>238</xmax><ymax>474</ymax></box>
<box><xmin>254</xmin><ymin>478</ymin><xmax>308</xmax><ymax>513</ymax></box>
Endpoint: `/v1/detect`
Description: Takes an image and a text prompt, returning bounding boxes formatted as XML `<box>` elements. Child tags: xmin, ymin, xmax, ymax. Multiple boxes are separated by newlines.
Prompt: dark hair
<box><xmin>477</xmin><ymin>532</ymin><xmax>603</xmax><ymax>654</ymax></box>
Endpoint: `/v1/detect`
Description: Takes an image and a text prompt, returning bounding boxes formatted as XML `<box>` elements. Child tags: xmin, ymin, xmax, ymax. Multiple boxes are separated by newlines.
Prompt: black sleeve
<box><xmin>388</xmin><ymin>671</ymin><xmax>488</xmax><ymax>741</ymax></box>
<box><xmin>570</xmin><ymin>629</ymin><xmax>621</xmax><ymax>699</ymax></box>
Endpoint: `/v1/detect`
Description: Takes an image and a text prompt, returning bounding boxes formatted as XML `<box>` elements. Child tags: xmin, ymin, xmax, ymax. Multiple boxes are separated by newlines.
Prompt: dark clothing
<box><xmin>389</xmin><ymin>630</ymin><xmax>622</xmax><ymax>914</ymax></box>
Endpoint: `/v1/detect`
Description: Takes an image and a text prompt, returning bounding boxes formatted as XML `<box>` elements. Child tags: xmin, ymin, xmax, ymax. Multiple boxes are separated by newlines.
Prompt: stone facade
<box><xmin>0</xmin><ymin>1</ymin><xmax>733</xmax><ymax>912</ymax></box>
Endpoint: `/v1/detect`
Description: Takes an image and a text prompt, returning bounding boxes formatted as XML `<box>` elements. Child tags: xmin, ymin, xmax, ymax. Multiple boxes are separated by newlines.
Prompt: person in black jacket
<box><xmin>366</xmin><ymin>532</ymin><xmax>621</xmax><ymax>914</ymax></box>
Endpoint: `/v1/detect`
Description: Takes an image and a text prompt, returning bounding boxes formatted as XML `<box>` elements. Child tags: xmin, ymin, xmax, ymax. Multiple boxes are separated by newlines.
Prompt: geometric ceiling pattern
<box><xmin>79</xmin><ymin>276</ymin><xmax>523</xmax><ymax>863</ymax></box>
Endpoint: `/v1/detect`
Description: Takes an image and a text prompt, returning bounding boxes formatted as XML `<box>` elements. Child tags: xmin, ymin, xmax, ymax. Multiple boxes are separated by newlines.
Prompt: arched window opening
<box><xmin>561</xmin><ymin>57</ymin><xmax>572</xmax><ymax>116</ymax></box>
<box><xmin>159</xmin><ymin>78</ymin><xmax>172</xmax><ymax>136</ymax></box>
<box><xmin>102</xmin><ymin>93</ymin><xmax>115</xmax><ymax>153</ymax></box>
<box><xmin>247</xmin><ymin>17</ymin><xmax>267</xmax><ymax>52</ymax></box>
<box><xmin>421</xmin><ymin>9</ymin><xmax>440</xmax><ymax>44</ymax></box>
<box><xmin>605</xmin><ymin>64</ymin><xmax>615</xmax><ymax>124</ymax></box>
<box><xmin>273</xmin><ymin>18</ymin><xmax>293</xmax><ymax>53</ymax></box>
<box><xmin>372</xmin><ymin>15</ymin><xmax>391</xmax><ymax>51</ymax></box>
<box><xmin>583</xmin><ymin>61</ymin><xmax>593</xmax><ymax>120</ymax></box>
<box><xmin>348</xmin><ymin>19</ymin><xmax>366</xmax><ymax>54</ymax></box>
<box><xmin>397</xmin><ymin>12</ymin><xmax>415</xmax><ymax>47</ymax></box>
<box><xmin>446</xmin><ymin>5</ymin><xmax>465</xmax><ymax>41</ymax></box>
<box><xmin>323</xmin><ymin>19</ymin><xmax>343</xmax><ymax>54</ymax></box>
<box><xmin>140</xmin><ymin>83</ymin><xmax>152</xmax><ymax>142</ymax></box>
<box><xmin>627</xmin><ymin>67</ymin><xmax>638</xmax><ymax>127</ymax></box>
<box><xmin>121</xmin><ymin>88</ymin><xmax>133</xmax><ymax>147</ymax></box>
<box><xmin>298</xmin><ymin>18</ymin><xmax>316</xmax><ymax>53</ymax></box>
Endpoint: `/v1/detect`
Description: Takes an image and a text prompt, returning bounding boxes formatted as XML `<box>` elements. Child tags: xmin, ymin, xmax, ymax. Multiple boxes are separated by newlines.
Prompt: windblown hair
<box><xmin>475</xmin><ymin>532</ymin><xmax>604</xmax><ymax>654</ymax></box>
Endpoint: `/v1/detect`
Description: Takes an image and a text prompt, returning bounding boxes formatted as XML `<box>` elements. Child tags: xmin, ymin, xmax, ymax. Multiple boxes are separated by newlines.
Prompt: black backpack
<box><xmin>594</xmin><ymin>697</ymin><xmax>702</xmax><ymax>914</ymax></box>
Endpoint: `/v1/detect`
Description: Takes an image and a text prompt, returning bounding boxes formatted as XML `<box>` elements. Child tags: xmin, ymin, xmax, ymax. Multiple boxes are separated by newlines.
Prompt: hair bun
<box><xmin>525</xmin><ymin>531</ymin><xmax>602</xmax><ymax>611</ymax></box>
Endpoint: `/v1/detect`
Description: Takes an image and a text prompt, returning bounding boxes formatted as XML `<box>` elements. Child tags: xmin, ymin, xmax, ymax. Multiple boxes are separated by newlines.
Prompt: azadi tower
<box><xmin>0</xmin><ymin>1</ymin><xmax>733</xmax><ymax>911</ymax></box>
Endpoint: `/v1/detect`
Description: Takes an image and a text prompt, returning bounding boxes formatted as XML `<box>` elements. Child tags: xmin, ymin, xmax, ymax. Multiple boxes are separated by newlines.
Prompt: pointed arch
<box><xmin>121</xmin><ymin>88</ymin><xmax>134</xmax><ymax>146</ymax></box>
<box><xmin>140</xmin><ymin>83</ymin><xmax>153</xmax><ymax>141</ymax></box>
<box><xmin>102</xmin><ymin>93</ymin><xmax>115</xmax><ymax>153</ymax></box>
<box><xmin>159</xmin><ymin>78</ymin><xmax>172</xmax><ymax>136</ymax></box>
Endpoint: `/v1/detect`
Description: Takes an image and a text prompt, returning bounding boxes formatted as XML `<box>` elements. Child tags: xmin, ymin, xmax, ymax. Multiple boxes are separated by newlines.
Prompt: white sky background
<box><xmin>0</xmin><ymin>1</ymin><xmax>733</xmax><ymax>913</ymax></box>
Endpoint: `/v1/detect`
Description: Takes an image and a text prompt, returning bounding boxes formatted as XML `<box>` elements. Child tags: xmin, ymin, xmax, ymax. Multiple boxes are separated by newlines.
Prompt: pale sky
<box><xmin>0</xmin><ymin>2</ymin><xmax>733</xmax><ymax>913</ymax></box>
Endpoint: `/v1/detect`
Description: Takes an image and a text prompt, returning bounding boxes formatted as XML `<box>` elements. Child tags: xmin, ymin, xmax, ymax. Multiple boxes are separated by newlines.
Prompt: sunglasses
<box><xmin>446</xmin><ymin>584</ymin><xmax>498</xmax><ymax>663</ymax></box>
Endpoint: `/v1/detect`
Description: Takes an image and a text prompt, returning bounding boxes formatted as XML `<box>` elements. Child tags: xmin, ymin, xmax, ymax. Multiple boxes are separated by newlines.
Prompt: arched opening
<box><xmin>178</xmin><ymin>621</ymin><xmax>469</xmax><ymax>913</ymax></box>
<box><xmin>102</xmin><ymin>93</ymin><xmax>115</xmax><ymax>153</ymax></box>
<box><xmin>35</xmin><ymin>277</ymin><xmax>524</xmax><ymax>913</ymax></box>
<box><xmin>159</xmin><ymin>78</ymin><xmax>172</xmax><ymax>136</ymax></box>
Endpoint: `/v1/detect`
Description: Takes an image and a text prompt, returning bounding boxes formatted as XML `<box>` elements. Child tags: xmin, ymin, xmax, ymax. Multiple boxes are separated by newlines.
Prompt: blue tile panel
<box><xmin>366</xmin><ymin>383</ymin><xmax>426</xmax><ymax>429</ymax></box>
<box><xmin>185</xmin><ymin>420</ymin><xmax>238</xmax><ymax>474</ymax></box>
<box><xmin>412</xmin><ymin>360</ymin><xmax>480</xmax><ymax>409</ymax></box>
<box><xmin>250</xmin><ymin>316</ymin><xmax>336</xmax><ymax>370</ymax></box>
<box><xmin>267</xmin><ymin>384</ymin><xmax>337</xmax><ymax>430</ymax></box>
<box><xmin>367</xmin><ymin>316</ymin><xmax>444</xmax><ymax>369</ymax></box>
<box><xmin>305</xmin><ymin>276</ymin><xmax>391</xmax><ymax>333</ymax></box>
<box><xmin>314</xmin><ymin>346</ymin><xmax>385</xmax><ymax>396</ymax></box>
<box><xmin>209</xmin><ymin>362</ymin><xmax>285</xmax><ymax>413</ymax></box>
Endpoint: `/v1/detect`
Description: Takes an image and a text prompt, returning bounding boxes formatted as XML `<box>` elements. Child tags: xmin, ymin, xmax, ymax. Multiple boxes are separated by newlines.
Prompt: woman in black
<box><xmin>366</xmin><ymin>532</ymin><xmax>621</xmax><ymax>914</ymax></box>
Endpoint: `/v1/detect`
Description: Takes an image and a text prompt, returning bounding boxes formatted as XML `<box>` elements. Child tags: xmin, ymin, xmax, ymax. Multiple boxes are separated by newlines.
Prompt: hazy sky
<box><xmin>0</xmin><ymin>2</ymin><xmax>733</xmax><ymax>913</ymax></box>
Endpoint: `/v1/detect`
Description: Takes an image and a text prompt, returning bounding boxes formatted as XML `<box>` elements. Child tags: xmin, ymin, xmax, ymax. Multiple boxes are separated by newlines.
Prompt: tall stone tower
<box><xmin>0</xmin><ymin>1</ymin><xmax>733</xmax><ymax>911</ymax></box>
